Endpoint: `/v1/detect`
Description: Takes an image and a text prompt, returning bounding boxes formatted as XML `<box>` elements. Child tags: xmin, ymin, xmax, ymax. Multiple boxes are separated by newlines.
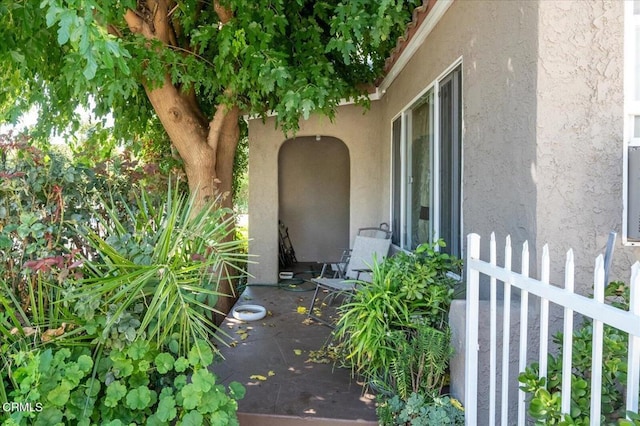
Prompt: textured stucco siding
<box><xmin>380</xmin><ymin>0</ymin><xmax>539</xmax><ymax>287</ymax></box>
<box><xmin>279</xmin><ymin>136</ymin><xmax>350</xmax><ymax>262</ymax></box>
<box><xmin>536</xmin><ymin>0</ymin><xmax>640</xmax><ymax>288</ymax></box>
<box><xmin>247</xmin><ymin>104</ymin><xmax>387</xmax><ymax>284</ymax></box>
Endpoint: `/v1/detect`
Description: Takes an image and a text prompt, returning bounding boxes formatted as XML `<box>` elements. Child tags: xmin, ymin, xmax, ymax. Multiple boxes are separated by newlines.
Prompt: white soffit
<box><xmin>377</xmin><ymin>0</ymin><xmax>454</xmax><ymax>96</ymax></box>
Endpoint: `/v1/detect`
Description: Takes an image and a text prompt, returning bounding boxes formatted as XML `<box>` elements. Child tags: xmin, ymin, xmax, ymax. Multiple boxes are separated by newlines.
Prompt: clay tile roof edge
<box><xmin>376</xmin><ymin>0</ymin><xmax>454</xmax><ymax>96</ymax></box>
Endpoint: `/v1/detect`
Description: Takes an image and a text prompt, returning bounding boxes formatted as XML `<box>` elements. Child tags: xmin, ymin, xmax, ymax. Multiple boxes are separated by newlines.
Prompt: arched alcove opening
<box><xmin>278</xmin><ymin>136</ymin><xmax>350</xmax><ymax>266</ymax></box>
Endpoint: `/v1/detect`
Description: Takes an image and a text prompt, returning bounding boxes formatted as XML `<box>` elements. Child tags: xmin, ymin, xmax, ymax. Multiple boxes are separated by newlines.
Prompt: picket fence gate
<box><xmin>464</xmin><ymin>233</ymin><xmax>640</xmax><ymax>426</ymax></box>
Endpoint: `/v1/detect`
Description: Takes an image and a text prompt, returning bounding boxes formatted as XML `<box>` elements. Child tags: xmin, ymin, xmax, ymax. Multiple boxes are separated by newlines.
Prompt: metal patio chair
<box><xmin>308</xmin><ymin>231</ymin><xmax>392</xmax><ymax>327</ymax></box>
<box><xmin>320</xmin><ymin>223</ymin><xmax>392</xmax><ymax>279</ymax></box>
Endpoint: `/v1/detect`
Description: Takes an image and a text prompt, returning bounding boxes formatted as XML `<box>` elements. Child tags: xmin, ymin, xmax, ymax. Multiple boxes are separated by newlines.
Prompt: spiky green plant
<box><xmin>71</xmin><ymin>183</ymin><xmax>249</xmax><ymax>357</ymax></box>
<box><xmin>333</xmin><ymin>257</ymin><xmax>412</xmax><ymax>376</ymax></box>
<box><xmin>333</xmin><ymin>240</ymin><xmax>459</xmax><ymax>383</ymax></box>
<box><xmin>387</xmin><ymin>324</ymin><xmax>453</xmax><ymax>400</ymax></box>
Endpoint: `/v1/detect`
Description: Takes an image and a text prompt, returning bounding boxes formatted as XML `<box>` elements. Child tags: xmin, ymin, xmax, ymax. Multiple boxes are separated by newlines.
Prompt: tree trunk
<box><xmin>145</xmin><ymin>84</ymin><xmax>241</xmax><ymax>322</ymax></box>
<box><xmin>124</xmin><ymin>2</ymin><xmax>241</xmax><ymax>323</ymax></box>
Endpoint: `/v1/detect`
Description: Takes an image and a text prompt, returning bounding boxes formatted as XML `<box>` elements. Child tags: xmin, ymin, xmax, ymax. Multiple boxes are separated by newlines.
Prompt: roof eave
<box><xmin>377</xmin><ymin>0</ymin><xmax>455</xmax><ymax>96</ymax></box>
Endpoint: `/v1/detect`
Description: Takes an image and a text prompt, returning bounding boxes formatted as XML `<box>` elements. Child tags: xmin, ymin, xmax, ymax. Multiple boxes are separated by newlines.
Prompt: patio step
<box><xmin>238</xmin><ymin>412</ymin><xmax>378</xmax><ymax>426</ymax></box>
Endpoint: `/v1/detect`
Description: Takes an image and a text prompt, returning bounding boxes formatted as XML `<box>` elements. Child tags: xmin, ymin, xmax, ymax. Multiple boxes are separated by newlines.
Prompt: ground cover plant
<box><xmin>0</xmin><ymin>136</ymin><xmax>247</xmax><ymax>424</ymax></box>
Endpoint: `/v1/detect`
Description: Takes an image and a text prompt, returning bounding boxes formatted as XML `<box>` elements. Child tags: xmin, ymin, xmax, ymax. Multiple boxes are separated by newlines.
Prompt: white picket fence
<box><xmin>464</xmin><ymin>233</ymin><xmax>640</xmax><ymax>426</ymax></box>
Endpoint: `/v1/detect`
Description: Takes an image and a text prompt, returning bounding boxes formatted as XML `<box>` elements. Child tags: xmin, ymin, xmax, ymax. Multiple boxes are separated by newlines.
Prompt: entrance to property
<box><xmin>278</xmin><ymin>136</ymin><xmax>350</xmax><ymax>265</ymax></box>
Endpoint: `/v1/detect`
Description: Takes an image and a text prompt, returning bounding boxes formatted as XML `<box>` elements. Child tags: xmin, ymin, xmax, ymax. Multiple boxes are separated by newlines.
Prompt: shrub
<box><xmin>331</xmin><ymin>240</ymin><xmax>462</xmax><ymax>425</ymax></box>
<box><xmin>2</xmin><ymin>341</ymin><xmax>244</xmax><ymax>425</ymax></box>
<box><xmin>334</xmin><ymin>240</ymin><xmax>460</xmax><ymax>380</ymax></box>
<box><xmin>0</xmin><ymin>136</ymin><xmax>247</xmax><ymax>424</ymax></box>
<box><xmin>71</xmin><ymin>183</ymin><xmax>247</xmax><ymax>357</ymax></box>
<box><xmin>518</xmin><ymin>281</ymin><xmax>640</xmax><ymax>425</ymax></box>
<box><xmin>376</xmin><ymin>393</ymin><xmax>464</xmax><ymax>426</ymax></box>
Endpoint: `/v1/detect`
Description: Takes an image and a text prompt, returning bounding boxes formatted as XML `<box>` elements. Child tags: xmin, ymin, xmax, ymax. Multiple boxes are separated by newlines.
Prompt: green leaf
<box><xmin>191</xmin><ymin>369</ymin><xmax>215</xmax><ymax>393</ymax></box>
<box><xmin>0</xmin><ymin>236</ymin><xmax>11</xmax><ymax>248</ymax></box>
<box><xmin>199</xmin><ymin>388</ymin><xmax>226</xmax><ymax>413</ymax></box>
<box><xmin>156</xmin><ymin>395</ymin><xmax>177</xmax><ymax>422</ymax></box>
<box><xmin>111</xmin><ymin>355</ymin><xmax>134</xmax><ymax>378</ymax></box>
<box><xmin>85</xmin><ymin>380</ymin><xmax>101</xmax><ymax>398</ymax></box>
<box><xmin>63</xmin><ymin>365</ymin><xmax>86</xmax><ymax>387</ymax></box>
<box><xmin>83</xmin><ymin>56</ymin><xmax>98</xmax><ymax>80</ymax></box>
<box><xmin>127</xmin><ymin>340</ymin><xmax>149</xmax><ymax>360</ymax></box>
<box><xmin>174</xmin><ymin>357</ymin><xmax>189</xmax><ymax>373</ymax></box>
<box><xmin>173</xmin><ymin>374</ymin><xmax>187</xmax><ymax>390</ymax></box>
<box><xmin>34</xmin><ymin>407</ymin><xmax>64</xmax><ymax>426</ymax></box>
<box><xmin>104</xmin><ymin>381</ymin><xmax>127</xmax><ymax>407</ymax></box>
<box><xmin>180</xmin><ymin>410</ymin><xmax>204</xmax><ymax>426</ymax></box>
<box><xmin>146</xmin><ymin>414</ymin><xmax>168</xmax><ymax>426</ymax></box>
<box><xmin>125</xmin><ymin>385</ymin><xmax>152</xmax><ymax>410</ymax></box>
<box><xmin>76</xmin><ymin>355</ymin><xmax>93</xmax><ymax>373</ymax></box>
<box><xmin>210</xmin><ymin>411</ymin><xmax>231</xmax><ymax>426</ymax></box>
<box><xmin>47</xmin><ymin>382</ymin><xmax>72</xmax><ymax>407</ymax></box>
<box><xmin>228</xmin><ymin>381</ymin><xmax>246</xmax><ymax>400</ymax></box>
<box><xmin>155</xmin><ymin>353</ymin><xmax>174</xmax><ymax>374</ymax></box>
<box><xmin>188</xmin><ymin>340</ymin><xmax>213</xmax><ymax>367</ymax></box>
<box><xmin>181</xmin><ymin>383</ymin><xmax>201</xmax><ymax>410</ymax></box>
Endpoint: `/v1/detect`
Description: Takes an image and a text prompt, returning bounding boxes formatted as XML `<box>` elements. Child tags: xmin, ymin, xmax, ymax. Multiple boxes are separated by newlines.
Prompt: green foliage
<box><xmin>0</xmin><ymin>135</ymin><xmax>100</xmax><ymax>288</ymax></box>
<box><xmin>376</xmin><ymin>393</ymin><xmax>465</xmax><ymax>426</ymax></box>
<box><xmin>1</xmin><ymin>0</ymin><xmax>421</xmax><ymax>141</ymax></box>
<box><xmin>0</xmin><ymin>137</ymin><xmax>246</xmax><ymax>423</ymax></box>
<box><xmin>383</xmin><ymin>324</ymin><xmax>453</xmax><ymax>400</ymax></box>
<box><xmin>70</xmin><ymin>182</ymin><xmax>248</xmax><ymax>358</ymax></box>
<box><xmin>518</xmin><ymin>281</ymin><xmax>640</xmax><ymax>425</ymax></box>
<box><xmin>332</xmin><ymin>240</ymin><xmax>461</xmax><ymax>425</ymax></box>
<box><xmin>0</xmin><ymin>135</ymin><xmax>171</xmax><ymax>294</ymax></box>
<box><xmin>1</xmin><ymin>341</ymin><xmax>244</xmax><ymax>425</ymax></box>
<box><xmin>334</xmin><ymin>240</ymin><xmax>461</xmax><ymax>378</ymax></box>
<box><xmin>232</xmin><ymin>134</ymin><xmax>249</xmax><ymax>214</ymax></box>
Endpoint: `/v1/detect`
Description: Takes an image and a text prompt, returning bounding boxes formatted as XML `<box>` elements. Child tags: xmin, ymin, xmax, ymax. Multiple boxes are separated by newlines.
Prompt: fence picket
<box><xmin>465</xmin><ymin>233</ymin><xmax>481</xmax><ymax>426</ymax></box>
<box><xmin>539</xmin><ymin>245</ymin><xmax>550</xmax><ymax>380</ymax></box>
<box><xmin>489</xmin><ymin>233</ymin><xmax>497</xmax><ymax>426</ymax></box>
<box><xmin>517</xmin><ymin>241</ymin><xmax>530</xmax><ymax>425</ymax></box>
<box><xmin>561</xmin><ymin>249</ymin><xmax>575</xmax><ymax>416</ymax></box>
<box><xmin>590</xmin><ymin>255</ymin><xmax>605</xmax><ymax>426</ymax></box>
<box><xmin>627</xmin><ymin>262</ymin><xmax>640</xmax><ymax>416</ymax></box>
<box><xmin>501</xmin><ymin>236</ymin><xmax>512</xmax><ymax>425</ymax></box>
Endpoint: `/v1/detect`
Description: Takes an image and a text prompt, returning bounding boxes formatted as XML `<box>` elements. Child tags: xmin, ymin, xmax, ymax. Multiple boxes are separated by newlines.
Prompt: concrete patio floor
<box><xmin>211</xmin><ymin>267</ymin><xmax>377</xmax><ymax>425</ymax></box>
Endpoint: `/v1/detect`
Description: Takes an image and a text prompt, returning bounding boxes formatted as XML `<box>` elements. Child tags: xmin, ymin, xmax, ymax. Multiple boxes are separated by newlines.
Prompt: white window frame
<box><xmin>623</xmin><ymin>0</ymin><xmax>640</xmax><ymax>245</ymax></box>
<box><xmin>390</xmin><ymin>57</ymin><xmax>463</xmax><ymax>253</ymax></box>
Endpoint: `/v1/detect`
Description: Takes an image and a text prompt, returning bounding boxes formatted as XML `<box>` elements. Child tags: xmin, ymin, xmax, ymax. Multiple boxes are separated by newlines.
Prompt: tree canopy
<box><xmin>1</xmin><ymin>0</ymin><xmax>418</xmax><ymax>138</ymax></box>
<box><xmin>1</xmin><ymin>0</ymin><xmax>421</xmax><ymax>316</ymax></box>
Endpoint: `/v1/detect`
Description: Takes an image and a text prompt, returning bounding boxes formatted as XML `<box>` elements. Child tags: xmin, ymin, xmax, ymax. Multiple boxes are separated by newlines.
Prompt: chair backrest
<box><xmin>344</xmin><ymin>235</ymin><xmax>392</xmax><ymax>281</ymax></box>
<box><xmin>357</xmin><ymin>222</ymin><xmax>392</xmax><ymax>240</ymax></box>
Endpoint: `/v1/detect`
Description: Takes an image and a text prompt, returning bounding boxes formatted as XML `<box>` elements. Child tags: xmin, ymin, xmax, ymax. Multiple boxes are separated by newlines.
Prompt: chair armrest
<box><xmin>351</xmin><ymin>268</ymin><xmax>372</xmax><ymax>280</ymax></box>
<box><xmin>316</xmin><ymin>260</ymin><xmax>345</xmax><ymax>278</ymax></box>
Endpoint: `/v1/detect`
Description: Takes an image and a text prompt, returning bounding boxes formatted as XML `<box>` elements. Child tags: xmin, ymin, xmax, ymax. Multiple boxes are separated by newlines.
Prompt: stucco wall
<box><xmin>536</xmin><ymin>0</ymin><xmax>640</xmax><ymax>289</ymax></box>
<box><xmin>247</xmin><ymin>103</ymin><xmax>388</xmax><ymax>284</ymax></box>
<box><xmin>278</xmin><ymin>136</ymin><xmax>350</xmax><ymax>262</ymax></box>
<box><xmin>380</xmin><ymin>0</ymin><xmax>540</xmax><ymax>289</ymax></box>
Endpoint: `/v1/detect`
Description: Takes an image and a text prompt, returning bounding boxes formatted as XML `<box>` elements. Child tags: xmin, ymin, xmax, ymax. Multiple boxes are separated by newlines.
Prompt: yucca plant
<box><xmin>70</xmin><ymin>183</ymin><xmax>249</xmax><ymax>358</ymax></box>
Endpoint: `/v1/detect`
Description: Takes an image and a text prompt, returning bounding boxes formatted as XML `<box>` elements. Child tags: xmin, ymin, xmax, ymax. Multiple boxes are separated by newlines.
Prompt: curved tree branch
<box><xmin>213</xmin><ymin>0</ymin><xmax>233</xmax><ymax>24</ymax></box>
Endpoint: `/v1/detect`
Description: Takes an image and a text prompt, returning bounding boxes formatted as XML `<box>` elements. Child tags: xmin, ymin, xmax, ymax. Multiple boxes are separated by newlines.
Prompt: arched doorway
<box><xmin>278</xmin><ymin>136</ymin><xmax>350</xmax><ymax>265</ymax></box>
